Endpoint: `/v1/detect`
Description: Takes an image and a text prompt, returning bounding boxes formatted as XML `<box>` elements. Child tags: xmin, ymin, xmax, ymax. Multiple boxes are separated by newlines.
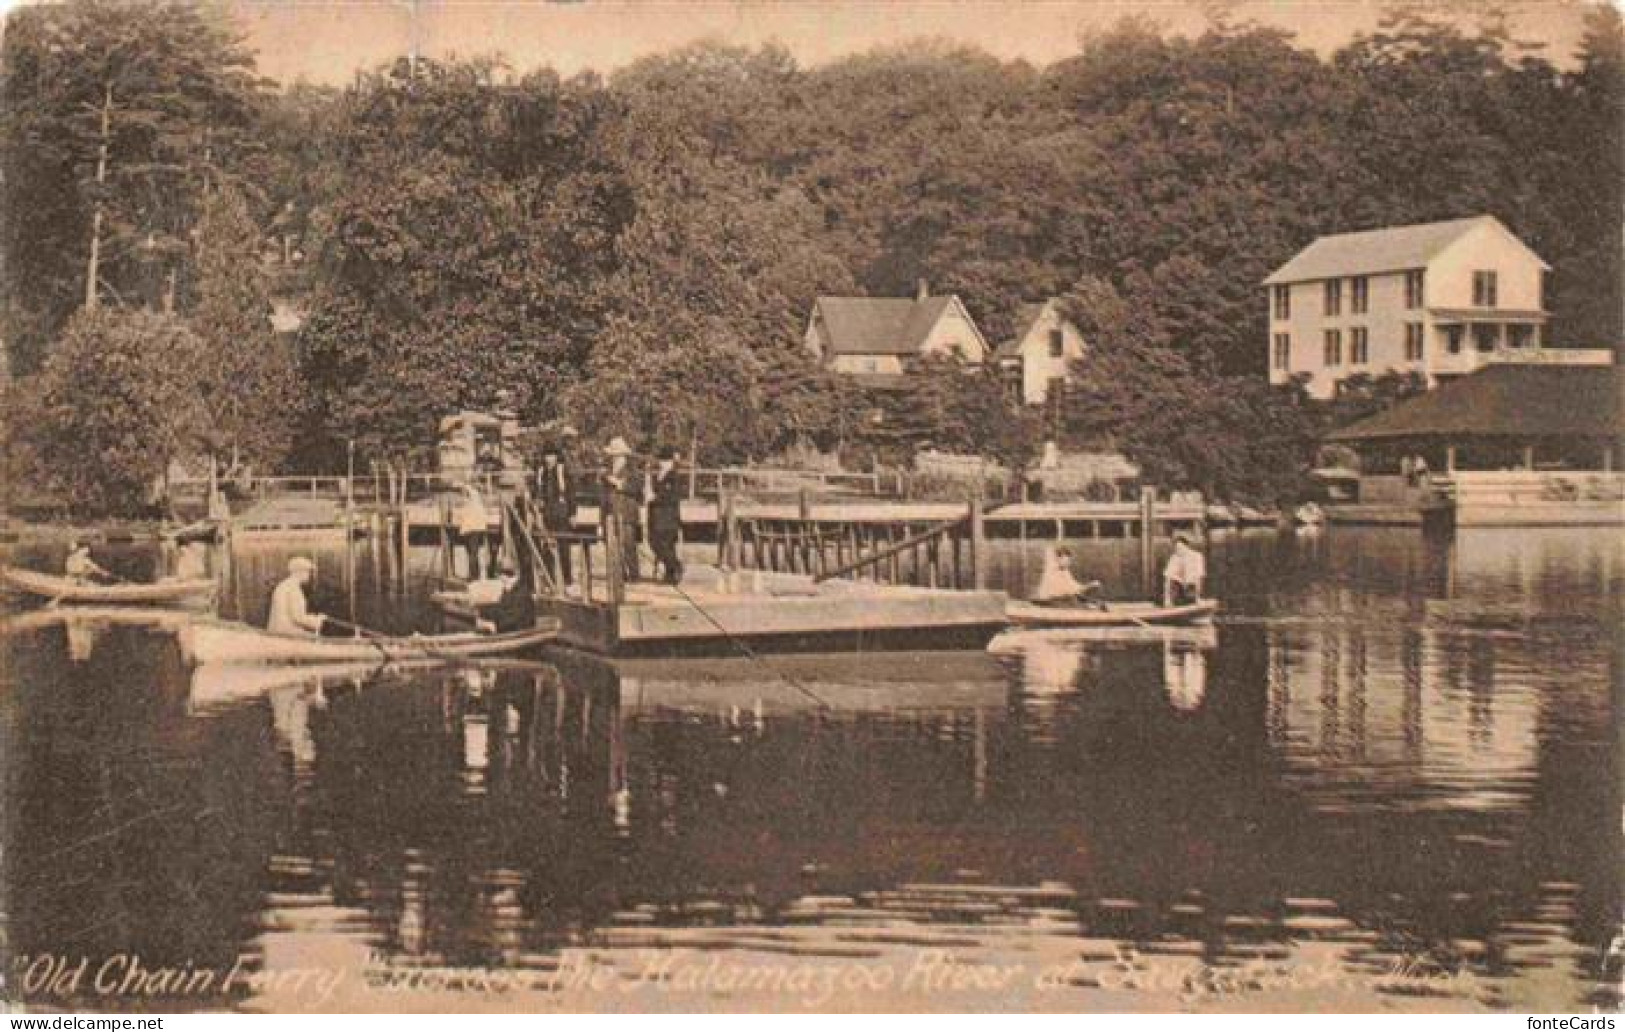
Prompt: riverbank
<box><xmin>0</xmin><ymin>515</ymin><xmax>184</xmax><ymax>544</ymax></box>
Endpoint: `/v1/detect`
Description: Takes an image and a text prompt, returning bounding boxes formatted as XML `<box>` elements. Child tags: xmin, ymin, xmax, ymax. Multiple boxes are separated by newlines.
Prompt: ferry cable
<box><xmin>640</xmin><ymin>542</ymin><xmax>833</xmax><ymax>712</ymax></box>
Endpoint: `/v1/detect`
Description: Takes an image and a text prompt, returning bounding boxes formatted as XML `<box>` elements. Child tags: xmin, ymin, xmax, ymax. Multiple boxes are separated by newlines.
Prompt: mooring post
<box><xmin>439</xmin><ymin>494</ymin><xmax>453</xmax><ymax>580</ymax></box>
<box><xmin>605</xmin><ymin>512</ymin><xmax>625</xmax><ymax>606</ymax></box>
<box><xmin>1139</xmin><ymin>485</ymin><xmax>1156</xmax><ymax>598</ymax></box>
<box><xmin>970</xmin><ymin>496</ymin><xmax>986</xmax><ymax>590</ymax></box>
<box><xmin>718</xmin><ymin>487</ymin><xmax>732</xmax><ymax>567</ymax></box>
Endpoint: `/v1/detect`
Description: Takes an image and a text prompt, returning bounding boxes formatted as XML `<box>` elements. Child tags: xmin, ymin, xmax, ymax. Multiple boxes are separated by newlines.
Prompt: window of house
<box><xmin>1509</xmin><ymin>324</ymin><xmax>1533</xmax><ymax>348</ymax></box>
<box><xmin>1323</xmin><ymin>329</ymin><xmax>1342</xmax><ymax>366</ymax></box>
<box><xmin>1445</xmin><ymin>325</ymin><xmax>1465</xmax><ymax>354</ymax></box>
<box><xmin>1048</xmin><ymin>328</ymin><xmax>1064</xmax><ymax>358</ymax></box>
<box><xmin>1272</xmin><ymin>285</ymin><xmax>1291</xmax><ymax>320</ymax></box>
<box><xmin>1272</xmin><ymin>333</ymin><xmax>1291</xmax><ymax>370</ymax></box>
<box><xmin>1404</xmin><ymin>323</ymin><xmax>1424</xmax><ymax>361</ymax></box>
<box><xmin>1350</xmin><ymin>327</ymin><xmax>1369</xmax><ymax>364</ymax></box>
<box><xmin>1350</xmin><ymin>276</ymin><xmax>1369</xmax><ymax>315</ymax></box>
<box><xmin>1473</xmin><ymin>323</ymin><xmax>1499</xmax><ymax>351</ymax></box>
<box><xmin>1472</xmin><ymin>270</ymin><xmax>1498</xmax><ymax>307</ymax></box>
<box><xmin>1405</xmin><ymin>270</ymin><xmax>1425</xmax><ymax>309</ymax></box>
<box><xmin>1323</xmin><ymin>280</ymin><xmax>1342</xmax><ymax>317</ymax></box>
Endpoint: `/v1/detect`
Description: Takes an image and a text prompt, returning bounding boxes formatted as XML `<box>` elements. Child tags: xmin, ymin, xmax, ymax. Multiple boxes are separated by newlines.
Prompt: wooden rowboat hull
<box><xmin>1004</xmin><ymin>599</ymin><xmax>1219</xmax><ymax>628</ymax></box>
<box><xmin>1</xmin><ymin>566</ymin><xmax>215</xmax><ymax>605</ymax></box>
<box><xmin>179</xmin><ymin>618</ymin><xmax>561</xmax><ymax>666</ymax></box>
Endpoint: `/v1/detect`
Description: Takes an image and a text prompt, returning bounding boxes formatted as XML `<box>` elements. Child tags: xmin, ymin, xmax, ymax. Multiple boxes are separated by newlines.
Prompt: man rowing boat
<box><xmin>268</xmin><ymin>556</ymin><xmax>327</xmax><ymax>636</ymax></box>
<box><xmin>64</xmin><ymin>538</ymin><xmax>114</xmax><ymax>584</ymax></box>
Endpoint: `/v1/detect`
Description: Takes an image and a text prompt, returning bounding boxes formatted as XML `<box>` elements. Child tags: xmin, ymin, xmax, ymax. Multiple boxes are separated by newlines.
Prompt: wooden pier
<box><xmin>401</xmin><ymin>496</ymin><xmax>1208</xmax><ymax>542</ymax></box>
<box><xmin>426</xmin><ymin>493</ymin><xmax>1009</xmax><ymax>657</ymax></box>
<box><xmin>538</xmin><ymin>566</ymin><xmax>1009</xmax><ymax>656</ymax></box>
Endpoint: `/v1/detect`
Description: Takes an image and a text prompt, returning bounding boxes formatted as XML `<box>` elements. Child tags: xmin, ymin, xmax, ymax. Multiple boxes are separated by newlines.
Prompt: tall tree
<box><xmin>0</xmin><ymin>0</ymin><xmax>264</xmax><ymax>374</ymax></box>
<box><xmin>294</xmin><ymin>59</ymin><xmax>629</xmax><ymax>467</ymax></box>
<box><xmin>189</xmin><ymin>185</ymin><xmax>300</xmax><ymax>469</ymax></box>
<box><xmin>22</xmin><ymin>309</ymin><xmax>208</xmax><ymax>515</ymax></box>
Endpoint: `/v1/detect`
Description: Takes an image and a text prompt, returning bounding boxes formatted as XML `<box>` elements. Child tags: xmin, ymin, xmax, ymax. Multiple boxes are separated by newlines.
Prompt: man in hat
<box><xmin>536</xmin><ymin>443</ymin><xmax>577</xmax><ymax>586</ymax></box>
<box><xmin>601</xmin><ymin>436</ymin><xmax>642</xmax><ymax>581</ymax></box>
<box><xmin>647</xmin><ymin>446</ymin><xmax>686</xmax><ymax>586</ymax></box>
<box><xmin>1162</xmin><ymin>533</ymin><xmax>1207</xmax><ymax>606</ymax></box>
<box><xmin>268</xmin><ymin>556</ymin><xmax>327</xmax><ymax>636</ymax></box>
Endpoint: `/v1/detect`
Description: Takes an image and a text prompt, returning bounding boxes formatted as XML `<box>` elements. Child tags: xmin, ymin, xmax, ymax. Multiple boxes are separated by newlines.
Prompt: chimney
<box><xmin>916</xmin><ymin>278</ymin><xmax>930</xmax><ymax>301</ymax></box>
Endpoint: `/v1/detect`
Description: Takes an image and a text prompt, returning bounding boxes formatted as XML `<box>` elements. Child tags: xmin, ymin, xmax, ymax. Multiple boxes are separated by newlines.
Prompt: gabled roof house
<box><xmin>805</xmin><ymin>282</ymin><xmax>988</xmax><ymax>385</ymax></box>
<box><xmin>993</xmin><ymin>298</ymin><xmax>1087</xmax><ymax>405</ymax></box>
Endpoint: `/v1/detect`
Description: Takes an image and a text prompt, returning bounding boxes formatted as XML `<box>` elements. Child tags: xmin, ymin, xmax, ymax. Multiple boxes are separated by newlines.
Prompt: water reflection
<box><xmin>1</xmin><ymin>527</ymin><xmax>1619</xmax><ymax>1011</ymax></box>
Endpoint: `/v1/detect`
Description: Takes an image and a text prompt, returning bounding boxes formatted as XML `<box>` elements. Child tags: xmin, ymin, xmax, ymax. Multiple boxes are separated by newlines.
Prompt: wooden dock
<box><xmin>402</xmin><ymin>497</ymin><xmax>1208</xmax><ymax>542</ymax></box>
<box><xmin>432</xmin><ymin>489</ymin><xmax>1209</xmax><ymax>657</ymax></box>
<box><xmin>538</xmin><ymin>566</ymin><xmax>1009</xmax><ymax>656</ymax></box>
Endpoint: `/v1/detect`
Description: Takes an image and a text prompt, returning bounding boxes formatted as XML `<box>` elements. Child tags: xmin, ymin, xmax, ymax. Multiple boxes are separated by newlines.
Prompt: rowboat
<box><xmin>1</xmin><ymin>566</ymin><xmax>215</xmax><ymax>606</ymax></box>
<box><xmin>178</xmin><ymin>617</ymin><xmax>561</xmax><ymax>666</ymax></box>
<box><xmin>1004</xmin><ymin>598</ymin><xmax>1219</xmax><ymax>628</ymax></box>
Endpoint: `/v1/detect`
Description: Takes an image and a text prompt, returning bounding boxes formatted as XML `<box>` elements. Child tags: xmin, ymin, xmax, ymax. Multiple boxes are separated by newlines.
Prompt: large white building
<box><xmin>1262</xmin><ymin>215</ymin><xmax>1604</xmax><ymax>400</ymax></box>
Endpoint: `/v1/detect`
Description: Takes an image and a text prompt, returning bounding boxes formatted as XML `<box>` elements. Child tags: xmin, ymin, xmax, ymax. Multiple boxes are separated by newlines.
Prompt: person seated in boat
<box><xmin>64</xmin><ymin>538</ymin><xmax>114</xmax><ymax>584</ymax></box>
<box><xmin>1163</xmin><ymin>533</ymin><xmax>1206</xmax><ymax>606</ymax></box>
<box><xmin>473</xmin><ymin>563</ymin><xmax>535</xmax><ymax>635</ymax></box>
<box><xmin>268</xmin><ymin>556</ymin><xmax>327</xmax><ymax>636</ymax></box>
<box><xmin>1031</xmin><ymin>546</ymin><xmax>1104</xmax><ymax>608</ymax></box>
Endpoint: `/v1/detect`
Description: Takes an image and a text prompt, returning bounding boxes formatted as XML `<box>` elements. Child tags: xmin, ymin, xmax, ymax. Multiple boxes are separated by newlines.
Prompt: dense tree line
<box><xmin>2</xmin><ymin>0</ymin><xmax>1620</xmax><ymax>512</ymax></box>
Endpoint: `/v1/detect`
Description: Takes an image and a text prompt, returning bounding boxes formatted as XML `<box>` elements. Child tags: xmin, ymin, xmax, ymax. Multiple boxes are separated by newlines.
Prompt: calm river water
<box><xmin>2</xmin><ymin>527</ymin><xmax>1619</xmax><ymax>1013</ymax></box>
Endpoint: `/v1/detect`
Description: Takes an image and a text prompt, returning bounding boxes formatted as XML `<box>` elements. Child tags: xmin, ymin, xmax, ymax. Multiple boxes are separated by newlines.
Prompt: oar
<box><xmin>322</xmin><ymin>615</ymin><xmax>387</xmax><ymax>639</ymax></box>
<box><xmin>321</xmin><ymin>615</ymin><xmax>465</xmax><ymax>664</ymax></box>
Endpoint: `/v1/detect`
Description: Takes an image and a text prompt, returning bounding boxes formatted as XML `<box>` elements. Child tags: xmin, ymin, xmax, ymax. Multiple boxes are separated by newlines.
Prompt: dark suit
<box><xmin>602</xmin><ymin>466</ymin><xmax>642</xmax><ymax>582</ymax></box>
<box><xmin>648</xmin><ymin>465</ymin><xmax>685</xmax><ymax>586</ymax></box>
<box><xmin>536</xmin><ymin>461</ymin><xmax>576</xmax><ymax>585</ymax></box>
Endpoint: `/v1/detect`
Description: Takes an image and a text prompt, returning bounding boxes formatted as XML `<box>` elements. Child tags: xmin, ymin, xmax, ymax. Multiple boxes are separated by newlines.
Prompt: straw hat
<box><xmin>288</xmin><ymin>556</ymin><xmax>316</xmax><ymax>574</ymax></box>
<box><xmin>604</xmin><ymin>436</ymin><xmax>634</xmax><ymax>457</ymax></box>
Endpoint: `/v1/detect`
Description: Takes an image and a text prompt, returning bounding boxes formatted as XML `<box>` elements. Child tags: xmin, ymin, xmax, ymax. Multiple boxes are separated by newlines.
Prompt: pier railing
<box><xmin>716</xmin><ymin>493</ymin><xmax>988</xmax><ymax>590</ymax></box>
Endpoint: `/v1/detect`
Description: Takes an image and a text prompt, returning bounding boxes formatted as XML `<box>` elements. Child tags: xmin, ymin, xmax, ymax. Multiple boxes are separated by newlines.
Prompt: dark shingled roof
<box><xmin>813</xmin><ymin>295</ymin><xmax>961</xmax><ymax>356</ymax></box>
<box><xmin>1327</xmin><ymin>364</ymin><xmax>1624</xmax><ymax>442</ymax></box>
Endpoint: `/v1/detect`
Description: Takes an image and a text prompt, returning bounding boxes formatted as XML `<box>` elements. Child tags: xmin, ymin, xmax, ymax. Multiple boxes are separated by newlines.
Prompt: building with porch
<box><xmin>1264</xmin><ymin>215</ymin><xmax>1609</xmax><ymax>400</ymax></box>
<box><xmin>1324</xmin><ymin>364</ymin><xmax>1623</xmax><ymax>526</ymax></box>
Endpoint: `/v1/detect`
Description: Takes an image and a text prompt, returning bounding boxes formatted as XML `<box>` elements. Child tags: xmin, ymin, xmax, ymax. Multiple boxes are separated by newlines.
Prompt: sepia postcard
<box><xmin>0</xmin><ymin>0</ymin><xmax>1620</xmax><ymax>1017</ymax></box>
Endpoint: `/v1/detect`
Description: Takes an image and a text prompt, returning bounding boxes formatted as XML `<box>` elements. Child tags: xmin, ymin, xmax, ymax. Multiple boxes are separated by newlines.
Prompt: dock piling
<box><xmin>1139</xmin><ymin>486</ymin><xmax>1156</xmax><ymax>597</ymax></box>
<box><xmin>605</xmin><ymin>512</ymin><xmax>625</xmax><ymax>605</ymax></box>
<box><xmin>970</xmin><ymin>497</ymin><xmax>986</xmax><ymax>590</ymax></box>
